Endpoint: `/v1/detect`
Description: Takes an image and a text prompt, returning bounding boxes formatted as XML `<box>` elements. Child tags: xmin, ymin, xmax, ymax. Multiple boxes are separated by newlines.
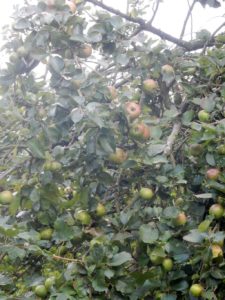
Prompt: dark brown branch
<box><xmin>86</xmin><ymin>0</ymin><xmax>224</xmax><ymax>52</ymax></box>
<box><xmin>85</xmin><ymin>0</ymin><xmax>190</xmax><ymax>49</ymax></box>
<box><xmin>180</xmin><ymin>0</ymin><xmax>196</xmax><ymax>40</ymax></box>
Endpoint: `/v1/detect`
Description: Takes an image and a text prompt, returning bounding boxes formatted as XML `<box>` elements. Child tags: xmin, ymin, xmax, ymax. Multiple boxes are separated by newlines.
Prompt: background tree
<box><xmin>0</xmin><ymin>0</ymin><xmax>225</xmax><ymax>299</ymax></box>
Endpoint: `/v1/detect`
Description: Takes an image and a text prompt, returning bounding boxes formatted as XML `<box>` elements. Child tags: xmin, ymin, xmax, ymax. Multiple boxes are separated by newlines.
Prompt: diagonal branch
<box><xmin>85</xmin><ymin>0</ymin><xmax>225</xmax><ymax>52</ymax></box>
<box><xmin>180</xmin><ymin>0</ymin><xmax>196</xmax><ymax>40</ymax></box>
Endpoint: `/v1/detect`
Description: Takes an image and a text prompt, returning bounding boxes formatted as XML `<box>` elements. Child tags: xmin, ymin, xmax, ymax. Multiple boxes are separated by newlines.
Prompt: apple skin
<box><xmin>189</xmin><ymin>283</ymin><xmax>204</xmax><ymax>297</ymax></box>
<box><xmin>107</xmin><ymin>86</ymin><xmax>117</xmax><ymax>100</ymax></box>
<box><xmin>34</xmin><ymin>285</ymin><xmax>48</xmax><ymax>298</ymax></box>
<box><xmin>211</xmin><ymin>244</ymin><xmax>223</xmax><ymax>259</ymax></box>
<box><xmin>77</xmin><ymin>44</ymin><xmax>92</xmax><ymax>58</ymax></box>
<box><xmin>109</xmin><ymin>148</ymin><xmax>127</xmax><ymax>164</ymax></box>
<box><xmin>161</xmin><ymin>64</ymin><xmax>174</xmax><ymax>74</ymax></box>
<box><xmin>162</xmin><ymin>258</ymin><xmax>173</xmax><ymax>272</ymax></box>
<box><xmin>209</xmin><ymin>204</ymin><xmax>224</xmax><ymax>219</ymax></box>
<box><xmin>143</xmin><ymin>79</ymin><xmax>158</xmax><ymax>94</ymax></box>
<box><xmin>206</xmin><ymin>168</ymin><xmax>220</xmax><ymax>180</ymax></box>
<box><xmin>198</xmin><ymin>110</ymin><xmax>210</xmax><ymax>122</ymax></box>
<box><xmin>130</xmin><ymin>123</ymin><xmax>150</xmax><ymax>140</ymax></box>
<box><xmin>96</xmin><ymin>203</ymin><xmax>106</xmax><ymax>217</ymax></box>
<box><xmin>174</xmin><ymin>212</ymin><xmax>187</xmax><ymax>226</ymax></box>
<box><xmin>124</xmin><ymin>102</ymin><xmax>141</xmax><ymax>120</ymax></box>
<box><xmin>139</xmin><ymin>187</ymin><xmax>154</xmax><ymax>200</ymax></box>
<box><xmin>0</xmin><ymin>191</ymin><xmax>13</xmax><ymax>204</ymax></box>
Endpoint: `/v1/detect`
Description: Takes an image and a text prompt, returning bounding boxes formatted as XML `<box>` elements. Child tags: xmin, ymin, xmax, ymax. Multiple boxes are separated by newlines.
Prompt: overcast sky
<box><xmin>0</xmin><ymin>0</ymin><xmax>225</xmax><ymax>40</ymax></box>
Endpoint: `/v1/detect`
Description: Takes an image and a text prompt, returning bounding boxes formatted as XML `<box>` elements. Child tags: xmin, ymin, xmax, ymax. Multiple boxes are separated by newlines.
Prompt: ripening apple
<box><xmin>143</xmin><ymin>79</ymin><xmax>158</xmax><ymax>94</ymax></box>
<box><xmin>198</xmin><ymin>110</ymin><xmax>210</xmax><ymax>122</ymax></box>
<box><xmin>139</xmin><ymin>187</ymin><xmax>154</xmax><ymax>200</ymax></box>
<box><xmin>107</xmin><ymin>86</ymin><xmax>117</xmax><ymax>100</ymax></box>
<box><xmin>96</xmin><ymin>203</ymin><xmax>106</xmax><ymax>217</ymax></box>
<box><xmin>211</xmin><ymin>244</ymin><xmax>223</xmax><ymax>259</ymax></box>
<box><xmin>206</xmin><ymin>168</ymin><xmax>220</xmax><ymax>180</ymax></box>
<box><xmin>209</xmin><ymin>204</ymin><xmax>224</xmax><ymax>219</ymax></box>
<box><xmin>109</xmin><ymin>148</ymin><xmax>127</xmax><ymax>164</ymax></box>
<box><xmin>130</xmin><ymin>123</ymin><xmax>151</xmax><ymax>140</ymax></box>
<box><xmin>189</xmin><ymin>283</ymin><xmax>204</xmax><ymax>297</ymax></box>
<box><xmin>124</xmin><ymin>102</ymin><xmax>141</xmax><ymax>120</ymax></box>
<box><xmin>77</xmin><ymin>44</ymin><xmax>92</xmax><ymax>58</ymax></box>
<box><xmin>161</xmin><ymin>64</ymin><xmax>174</xmax><ymax>75</ymax></box>
<box><xmin>0</xmin><ymin>190</ymin><xmax>13</xmax><ymax>204</ymax></box>
<box><xmin>174</xmin><ymin>212</ymin><xmax>187</xmax><ymax>226</ymax></box>
<box><xmin>162</xmin><ymin>258</ymin><xmax>173</xmax><ymax>272</ymax></box>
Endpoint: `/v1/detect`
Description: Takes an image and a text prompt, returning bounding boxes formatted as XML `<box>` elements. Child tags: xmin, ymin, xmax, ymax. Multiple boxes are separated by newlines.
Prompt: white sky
<box><xmin>0</xmin><ymin>0</ymin><xmax>225</xmax><ymax>40</ymax></box>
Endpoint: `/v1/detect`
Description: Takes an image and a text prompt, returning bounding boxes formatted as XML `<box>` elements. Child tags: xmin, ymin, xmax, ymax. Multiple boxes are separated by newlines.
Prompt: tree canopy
<box><xmin>0</xmin><ymin>0</ymin><xmax>225</xmax><ymax>299</ymax></box>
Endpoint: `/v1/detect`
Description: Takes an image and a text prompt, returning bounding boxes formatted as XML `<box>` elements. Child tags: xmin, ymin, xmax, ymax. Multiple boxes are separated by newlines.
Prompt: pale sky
<box><xmin>0</xmin><ymin>0</ymin><xmax>225</xmax><ymax>40</ymax></box>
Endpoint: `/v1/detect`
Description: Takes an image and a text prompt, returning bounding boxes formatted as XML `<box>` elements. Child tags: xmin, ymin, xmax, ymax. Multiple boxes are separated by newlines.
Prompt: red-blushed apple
<box><xmin>174</xmin><ymin>212</ymin><xmax>187</xmax><ymax>226</ymax></box>
<box><xmin>124</xmin><ymin>102</ymin><xmax>141</xmax><ymax>120</ymax></box>
<box><xmin>65</xmin><ymin>0</ymin><xmax>77</xmax><ymax>13</ymax></box>
<box><xmin>107</xmin><ymin>86</ymin><xmax>117</xmax><ymax>100</ymax></box>
<box><xmin>206</xmin><ymin>168</ymin><xmax>220</xmax><ymax>180</ymax></box>
<box><xmin>130</xmin><ymin>123</ymin><xmax>151</xmax><ymax>140</ymax></box>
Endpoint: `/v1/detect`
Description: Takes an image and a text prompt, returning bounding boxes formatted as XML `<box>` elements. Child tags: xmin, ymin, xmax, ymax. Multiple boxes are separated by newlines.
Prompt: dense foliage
<box><xmin>0</xmin><ymin>0</ymin><xmax>225</xmax><ymax>299</ymax></box>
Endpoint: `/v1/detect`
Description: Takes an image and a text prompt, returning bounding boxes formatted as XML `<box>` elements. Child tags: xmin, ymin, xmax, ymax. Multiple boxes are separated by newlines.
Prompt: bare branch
<box><xmin>149</xmin><ymin>0</ymin><xmax>160</xmax><ymax>25</ymax></box>
<box><xmin>180</xmin><ymin>0</ymin><xmax>196</xmax><ymax>40</ymax></box>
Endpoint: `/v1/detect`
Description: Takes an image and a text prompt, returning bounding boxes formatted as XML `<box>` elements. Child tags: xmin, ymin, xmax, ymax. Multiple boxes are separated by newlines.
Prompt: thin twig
<box><xmin>180</xmin><ymin>0</ymin><xmax>196</xmax><ymax>40</ymax></box>
<box><xmin>52</xmin><ymin>254</ymin><xmax>84</xmax><ymax>264</ymax></box>
<box><xmin>201</xmin><ymin>21</ymin><xmax>225</xmax><ymax>54</ymax></box>
<box><xmin>149</xmin><ymin>0</ymin><xmax>160</xmax><ymax>25</ymax></box>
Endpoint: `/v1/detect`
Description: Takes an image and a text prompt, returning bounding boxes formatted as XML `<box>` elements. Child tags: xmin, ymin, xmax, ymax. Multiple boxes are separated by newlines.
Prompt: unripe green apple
<box><xmin>45</xmin><ymin>276</ymin><xmax>55</xmax><ymax>290</ymax></box>
<box><xmin>189</xmin><ymin>283</ymin><xmax>204</xmax><ymax>297</ymax></box>
<box><xmin>209</xmin><ymin>204</ymin><xmax>224</xmax><ymax>219</ymax></box>
<box><xmin>162</xmin><ymin>258</ymin><xmax>173</xmax><ymax>272</ymax></box>
<box><xmin>34</xmin><ymin>285</ymin><xmax>48</xmax><ymax>298</ymax></box>
<box><xmin>39</xmin><ymin>228</ymin><xmax>53</xmax><ymax>240</ymax></box>
<box><xmin>217</xmin><ymin>145</ymin><xmax>225</xmax><ymax>155</ymax></box>
<box><xmin>189</xmin><ymin>144</ymin><xmax>204</xmax><ymax>156</ymax></box>
<box><xmin>96</xmin><ymin>203</ymin><xmax>106</xmax><ymax>217</ymax></box>
<box><xmin>139</xmin><ymin>187</ymin><xmax>154</xmax><ymax>200</ymax></box>
<box><xmin>198</xmin><ymin>110</ymin><xmax>210</xmax><ymax>122</ymax></box>
<box><xmin>0</xmin><ymin>191</ymin><xmax>13</xmax><ymax>204</ymax></box>
<box><xmin>206</xmin><ymin>168</ymin><xmax>220</xmax><ymax>180</ymax></box>
<box><xmin>75</xmin><ymin>210</ymin><xmax>91</xmax><ymax>225</ymax></box>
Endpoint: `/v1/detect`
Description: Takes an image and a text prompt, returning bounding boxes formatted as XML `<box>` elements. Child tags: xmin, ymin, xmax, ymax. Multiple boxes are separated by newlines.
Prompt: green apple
<box><xmin>39</xmin><ymin>228</ymin><xmax>53</xmax><ymax>240</ymax></box>
<box><xmin>143</xmin><ymin>79</ymin><xmax>158</xmax><ymax>94</ymax></box>
<box><xmin>45</xmin><ymin>276</ymin><xmax>55</xmax><ymax>290</ymax></box>
<box><xmin>0</xmin><ymin>191</ymin><xmax>13</xmax><ymax>204</ymax></box>
<box><xmin>96</xmin><ymin>203</ymin><xmax>106</xmax><ymax>217</ymax></box>
<box><xmin>139</xmin><ymin>187</ymin><xmax>154</xmax><ymax>200</ymax></box>
<box><xmin>75</xmin><ymin>210</ymin><xmax>91</xmax><ymax>225</ymax></box>
<box><xmin>189</xmin><ymin>144</ymin><xmax>204</xmax><ymax>156</ymax></box>
<box><xmin>211</xmin><ymin>244</ymin><xmax>223</xmax><ymax>259</ymax></box>
<box><xmin>198</xmin><ymin>110</ymin><xmax>210</xmax><ymax>122</ymax></box>
<box><xmin>109</xmin><ymin>148</ymin><xmax>127</xmax><ymax>164</ymax></box>
<box><xmin>189</xmin><ymin>283</ymin><xmax>204</xmax><ymax>297</ymax></box>
<box><xmin>161</xmin><ymin>64</ymin><xmax>174</xmax><ymax>74</ymax></box>
<box><xmin>34</xmin><ymin>285</ymin><xmax>48</xmax><ymax>298</ymax></box>
<box><xmin>174</xmin><ymin>212</ymin><xmax>187</xmax><ymax>226</ymax></box>
<box><xmin>162</xmin><ymin>258</ymin><xmax>173</xmax><ymax>272</ymax></box>
<box><xmin>209</xmin><ymin>204</ymin><xmax>224</xmax><ymax>219</ymax></box>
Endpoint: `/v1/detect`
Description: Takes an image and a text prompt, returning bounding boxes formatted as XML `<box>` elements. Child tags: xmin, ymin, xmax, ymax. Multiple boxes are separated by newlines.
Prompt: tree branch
<box><xmin>86</xmin><ymin>0</ymin><xmax>224</xmax><ymax>52</ymax></box>
<box><xmin>180</xmin><ymin>0</ymin><xmax>196</xmax><ymax>40</ymax></box>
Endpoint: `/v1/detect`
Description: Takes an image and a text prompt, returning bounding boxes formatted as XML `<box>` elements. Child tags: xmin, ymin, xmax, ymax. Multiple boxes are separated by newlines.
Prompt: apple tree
<box><xmin>0</xmin><ymin>0</ymin><xmax>225</xmax><ymax>299</ymax></box>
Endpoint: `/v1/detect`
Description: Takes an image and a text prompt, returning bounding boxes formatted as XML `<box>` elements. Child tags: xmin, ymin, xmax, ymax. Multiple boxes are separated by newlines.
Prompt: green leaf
<box><xmin>0</xmin><ymin>274</ymin><xmax>13</xmax><ymax>286</ymax></box>
<box><xmin>109</xmin><ymin>252</ymin><xmax>132</xmax><ymax>266</ymax></box>
<box><xmin>139</xmin><ymin>224</ymin><xmax>159</xmax><ymax>244</ymax></box>
<box><xmin>49</xmin><ymin>56</ymin><xmax>65</xmax><ymax>74</ymax></box>
<box><xmin>27</xmin><ymin>139</ymin><xmax>45</xmax><ymax>159</ymax></box>
<box><xmin>183</xmin><ymin>230</ymin><xmax>205</xmax><ymax>243</ymax></box>
<box><xmin>147</xmin><ymin>144</ymin><xmax>164</xmax><ymax>157</ymax></box>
